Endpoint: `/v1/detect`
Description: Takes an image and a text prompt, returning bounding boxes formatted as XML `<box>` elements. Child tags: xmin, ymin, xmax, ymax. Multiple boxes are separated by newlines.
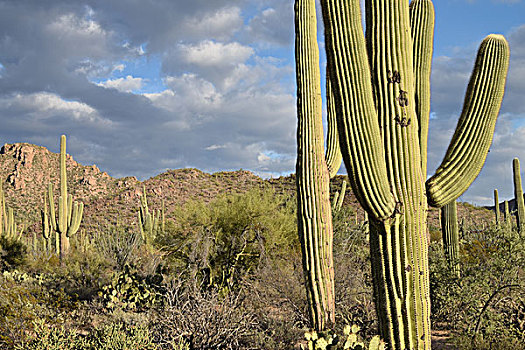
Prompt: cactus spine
<box><xmin>513</xmin><ymin>158</ymin><xmax>525</xmax><ymax>233</ymax></box>
<box><xmin>440</xmin><ymin>201</ymin><xmax>460</xmax><ymax>277</ymax></box>
<box><xmin>295</xmin><ymin>0</ymin><xmax>335</xmax><ymax>333</ymax></box>
<box><xmin>494</xmin><ymin>189</ymin><xmax>500</xmax><ymax>224</ymax></box>
<box><xmin>319</xmin><ymin>0</ymin><xmax>509</xmax><ymax>348</ymax></box>
<box><xmin>47</xmin><ymin>135</ymin><xmax>84</xmax><ymax>260</ymax></box>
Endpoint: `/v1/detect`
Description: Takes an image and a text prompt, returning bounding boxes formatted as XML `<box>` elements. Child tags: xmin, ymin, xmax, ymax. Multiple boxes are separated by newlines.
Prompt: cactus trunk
<box><xmin>295</xmin><ymin>0</ymin><xmax>335</xmax><ymax>332</ymax></box>
<box><xmin>441</xmin><ymin>201</ymin><xmax>460</xmax><ymax>277</ymax></box>
<box><xmin>513</xmin><ymin>158</ymin><xmax>525</xmax><ymax>233</ymax></box>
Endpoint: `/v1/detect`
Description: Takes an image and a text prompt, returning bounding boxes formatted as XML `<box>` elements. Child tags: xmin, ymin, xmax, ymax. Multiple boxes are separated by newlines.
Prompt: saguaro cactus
<box><xmin>504</xmin><ymin>200</ymin><xmax>511</xmax><ymax>229</ymax></box>
<box><xmin>295</xmin><ymin>0</ymin><xmax>335</xmax><ymax>334</ymax></box>
<box><xmin>441</xmin><ymin>201</ymin><xmax>460</xmax><ymax>277</ymax></box>
<box><xmin>494</xmin><ymin>189</ymin><xmax>500</xmax><ymax>224</ymax></box>
<box><xmin>319</xmin><ymin>0</ymin><xmax>509</xmax><ymax>348</ymax></box>
<box><xmin>513</xmin><ymin>158</ymin><xmax>525</xmax><ymax>233</ymax></box>
<box><xmin>138</xmin><ymin>186</ymin><xmax>164</xmax><ymax>245</ymax></box>
<box><xmin>47</xmin><ymin>135</ymin><xmax>84</xmax><ymax>260</ymax></box>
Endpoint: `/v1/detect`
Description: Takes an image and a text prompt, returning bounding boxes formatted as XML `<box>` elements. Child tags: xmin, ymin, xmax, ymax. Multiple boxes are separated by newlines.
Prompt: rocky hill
<box><xmin>0</xmin><ymin>142</ymin><xmax>494</xmax><ymax>236</ymax></box>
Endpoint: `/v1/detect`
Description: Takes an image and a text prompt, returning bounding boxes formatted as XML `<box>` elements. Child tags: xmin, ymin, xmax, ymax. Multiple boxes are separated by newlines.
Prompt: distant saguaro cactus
<box><xmin>494</xmin><ymin>189</ymin><xmax>500</xmax><ymax>224</ymax></box>
<box><xmin>513</xmin><ymin>158</ymin><xmax>525</xmax><ymax>233</ymax></box>
<box><xmin>441</xmin><ymin>201</ymin><xmax>460</xmax><ymax>277</ymax></box>
<box><xmin>138</xmin><ymin>186</ymin><xmax>164</xmax><ymax>245</ymax></box>
<box><xmin>47</xmin><ymin>135</ymin><xmax>84</xmax><ymax>260</ymax></box>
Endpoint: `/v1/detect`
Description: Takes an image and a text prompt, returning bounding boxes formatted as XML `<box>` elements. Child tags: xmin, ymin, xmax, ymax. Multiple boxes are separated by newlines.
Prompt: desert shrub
<box><xmin>151</xmin><ymin>278</ymin><xmax>260</xmax><ymax>350</ymax></box>
<box><xmin>92</xmin><ymin>223</ymin><xmax>142</xmax><ymax>269</ymax></box>
<box><xmin>15</xmin><ymin>319</ymin><xmax>157</xmax><ymax>350</ymax></box>
<box><xmin>430</xmin><ymin>224</ymin><xmax>525</xmax><ymax>349</ymax></box>
<box><xmin>0</xmin><ymin>270</ymin><xmax>78</xmax><ymax>348</ymax></box>
<box><xmin>157</xmin><ymin>187</ymin><xmax>297</xmax><ymax>294</ymax></box>
<box><xmin>0</xmin><ymin>235</ymin><xmax>27</xmax><ymax>270</ymax></box>
<box><xmin>86</xmin><ymin>322</ymin><xmax>157</xmax><ymax>350</ymax></box>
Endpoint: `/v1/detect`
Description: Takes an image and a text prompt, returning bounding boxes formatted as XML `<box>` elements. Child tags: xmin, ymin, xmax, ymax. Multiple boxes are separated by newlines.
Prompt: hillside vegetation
<box><xmin>0</xmin><ymin>142</ymin><xmax>522</xmax><ymax>349</ymax></box>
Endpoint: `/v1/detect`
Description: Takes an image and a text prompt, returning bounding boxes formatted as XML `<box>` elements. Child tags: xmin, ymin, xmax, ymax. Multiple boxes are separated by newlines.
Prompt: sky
<box><xmin>0</xmin><ymin>0</ymin><xmax>523</xmax><ymax>206</ymax></box>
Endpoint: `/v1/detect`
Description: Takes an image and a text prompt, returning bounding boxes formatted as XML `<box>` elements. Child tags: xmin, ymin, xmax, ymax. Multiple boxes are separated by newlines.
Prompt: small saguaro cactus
<box><xmin>440</xmin><ymin>201</ymin><xmax>460</xmax><ymax>278</ymax></box>
<box><xmin>513</xmin><ymin>158</ymin><xmax>525</xmax><ymax>233</ymax></box>
<box><xmin>332</xmin><ymin>179</ymin><xmax>347</xmax><ymax>212</ymax></box>
<box><xmin>138</xmin><ymin>186</ymin><xmax>164</xmax><ymax>245</ymax></box>
<box><xmin>504</xmin><ymin>200</ymin><xmax>512</xmax><ymax>229</ymax></box>
<box><xmin>47</xmin><ymin>135</ymin><xmax>84</xmax><ymax>260</ymax></box>
<box><xmin>318</xmin><ymin>0</ymin><xmax>509</xmax><ymax>348</ymax></box>
<box><xmin>494</xmin><ymin>189</ymin><xmax>500</xmax><ymax>224</ymax></box>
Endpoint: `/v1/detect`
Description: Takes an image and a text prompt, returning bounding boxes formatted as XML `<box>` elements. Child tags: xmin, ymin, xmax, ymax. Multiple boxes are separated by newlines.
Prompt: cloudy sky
<box><xmin>0</xmin><ymin>0</ymin><xmax>523</xmax><ymax>205</ymax></box>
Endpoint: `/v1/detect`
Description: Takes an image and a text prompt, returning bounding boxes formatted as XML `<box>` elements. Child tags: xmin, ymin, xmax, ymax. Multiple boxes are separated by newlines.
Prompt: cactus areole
<box><xmin>292</xmin><ymin>0</ymin><xmax>512</xmax><ymax>349</ymax></box>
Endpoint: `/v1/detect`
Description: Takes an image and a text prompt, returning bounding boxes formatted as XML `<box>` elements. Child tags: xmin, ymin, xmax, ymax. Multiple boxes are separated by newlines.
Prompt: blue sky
<box><xmin>0</xmin><ymin>0</ymin><xmax>523</xmax><ymax>205</ymax></box>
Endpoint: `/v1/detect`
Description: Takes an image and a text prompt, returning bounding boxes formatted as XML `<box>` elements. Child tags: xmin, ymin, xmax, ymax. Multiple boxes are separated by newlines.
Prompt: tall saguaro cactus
<box><xmin>441</xmin><ymin>201</ymin><xmax>460</xmax><ymax>278</ymax></box>
<box><xmin>318</xmin><ymin>0</ymin><xmax>509</xmax><ymax>348</ymax></box>
<box><xmin>47</xmin><ymin>135</ymin><xmax>84</xmax><ymax>260</ymax></box>
<box><xmin>513</xmin><ymin>158</ymin><xmax>525</xmax><ymax>233</ymax></box>
<box><xmin>295</xmin><ymin>0</ymin><xmax>335</xmax><ymax>334</ymax></box>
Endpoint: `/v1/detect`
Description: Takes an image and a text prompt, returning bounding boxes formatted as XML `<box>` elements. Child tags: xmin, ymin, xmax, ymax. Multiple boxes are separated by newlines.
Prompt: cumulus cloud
<box><xmin>97</xmin><ymin>75</ymin><xmax>144</xmax><ymax>93</ymax></box>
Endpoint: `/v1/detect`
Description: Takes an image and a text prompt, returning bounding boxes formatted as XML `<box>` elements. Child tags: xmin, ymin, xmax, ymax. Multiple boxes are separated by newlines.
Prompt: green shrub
<box><xmin>0</xmin><ymin>235</ymin><xmax>27</xmax><ymax>270</ymax></box>
<box><xmin>429</xmin><ymin>224</ymin><xmax>525</xmax><ymax>348</ymax></box>
<box><xmin>15</xmin><ymin>319</ymin><xmax>157</xmax><ymax>350</ymax></box>
<box><xmin>158</xmin><ymin>187</ymin><xmax>297</xmax><ymax>294</ymax></box>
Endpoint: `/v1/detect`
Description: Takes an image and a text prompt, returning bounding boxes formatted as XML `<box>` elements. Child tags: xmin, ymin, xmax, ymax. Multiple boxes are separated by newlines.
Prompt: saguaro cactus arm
<box><xmin>325</xmin><ymin>74</ymin><xmax>342</xmax><ymax>179</ymax></box>
<box><xmin>426</xmin><ymin>35</ymin><xmax>510</xmax><ymax>207</ymax></box>
<box><xmin>295</xmin><ymin>0</ymin><xmax>335</xmax><ymax>331</ymax></box>
<box><xmin>320</xmin><ymin>0</ymin><xmax>396</xmax><ymax>221</ymax></box>
<box><xmin>410</xmin><ymin>0</ymin><xmax>434</xmax><ymax>177</ymax></box>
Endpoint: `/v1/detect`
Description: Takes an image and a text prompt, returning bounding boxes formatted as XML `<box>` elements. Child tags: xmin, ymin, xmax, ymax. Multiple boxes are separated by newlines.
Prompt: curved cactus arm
<box><xmin>410</xmin><ymin>0</ymin><xmax>435</xmax><ymax>177</ymax></box>
<box><xmin>325</xmin><ymin>73</ymin><xmax>342</xmax><ymax>179</ymax></box>
<box><xmin>295</xmin><ymin>0</ymin><xmax>335</xmax><ymax>331</ymax></box>
<box><xmin>426</xmin><ymin>35</ymin><xmax>510</xmax><ymax>207</ymax></box>
<box><xmin>42</xmin><ymin>194</ymin><xmax>50</xmax><ymax>240</ymax></box>
<box><xmin>67</xmin><ymin>194</ymin><xmax>73</xmax><ymax>227</ymax></box>
<box><xmin>513</xmin><ymin>158</ymin><xmax>525</xmax><ymax>232</ymax></box>
<box><xmin>67</xmin><ymin>202</ymin><xmax>83</xmax><ymax>237</ymax></box>
<box><xmin>320</xmin><ymin>0</ymin><xmax>396</xmax><ymax>221</ymax></box>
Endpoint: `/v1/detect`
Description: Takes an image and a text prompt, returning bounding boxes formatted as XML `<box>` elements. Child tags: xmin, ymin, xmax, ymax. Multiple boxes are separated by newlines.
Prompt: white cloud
<box><xmin>97</xmin><ymin>75</ymin><xmax>144</xmax><ymax>93</ymax></box>
<box><xmin>182</xmin><ymin>7</ymin><xmax>243</xmax><ymax>41</ymax></box>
